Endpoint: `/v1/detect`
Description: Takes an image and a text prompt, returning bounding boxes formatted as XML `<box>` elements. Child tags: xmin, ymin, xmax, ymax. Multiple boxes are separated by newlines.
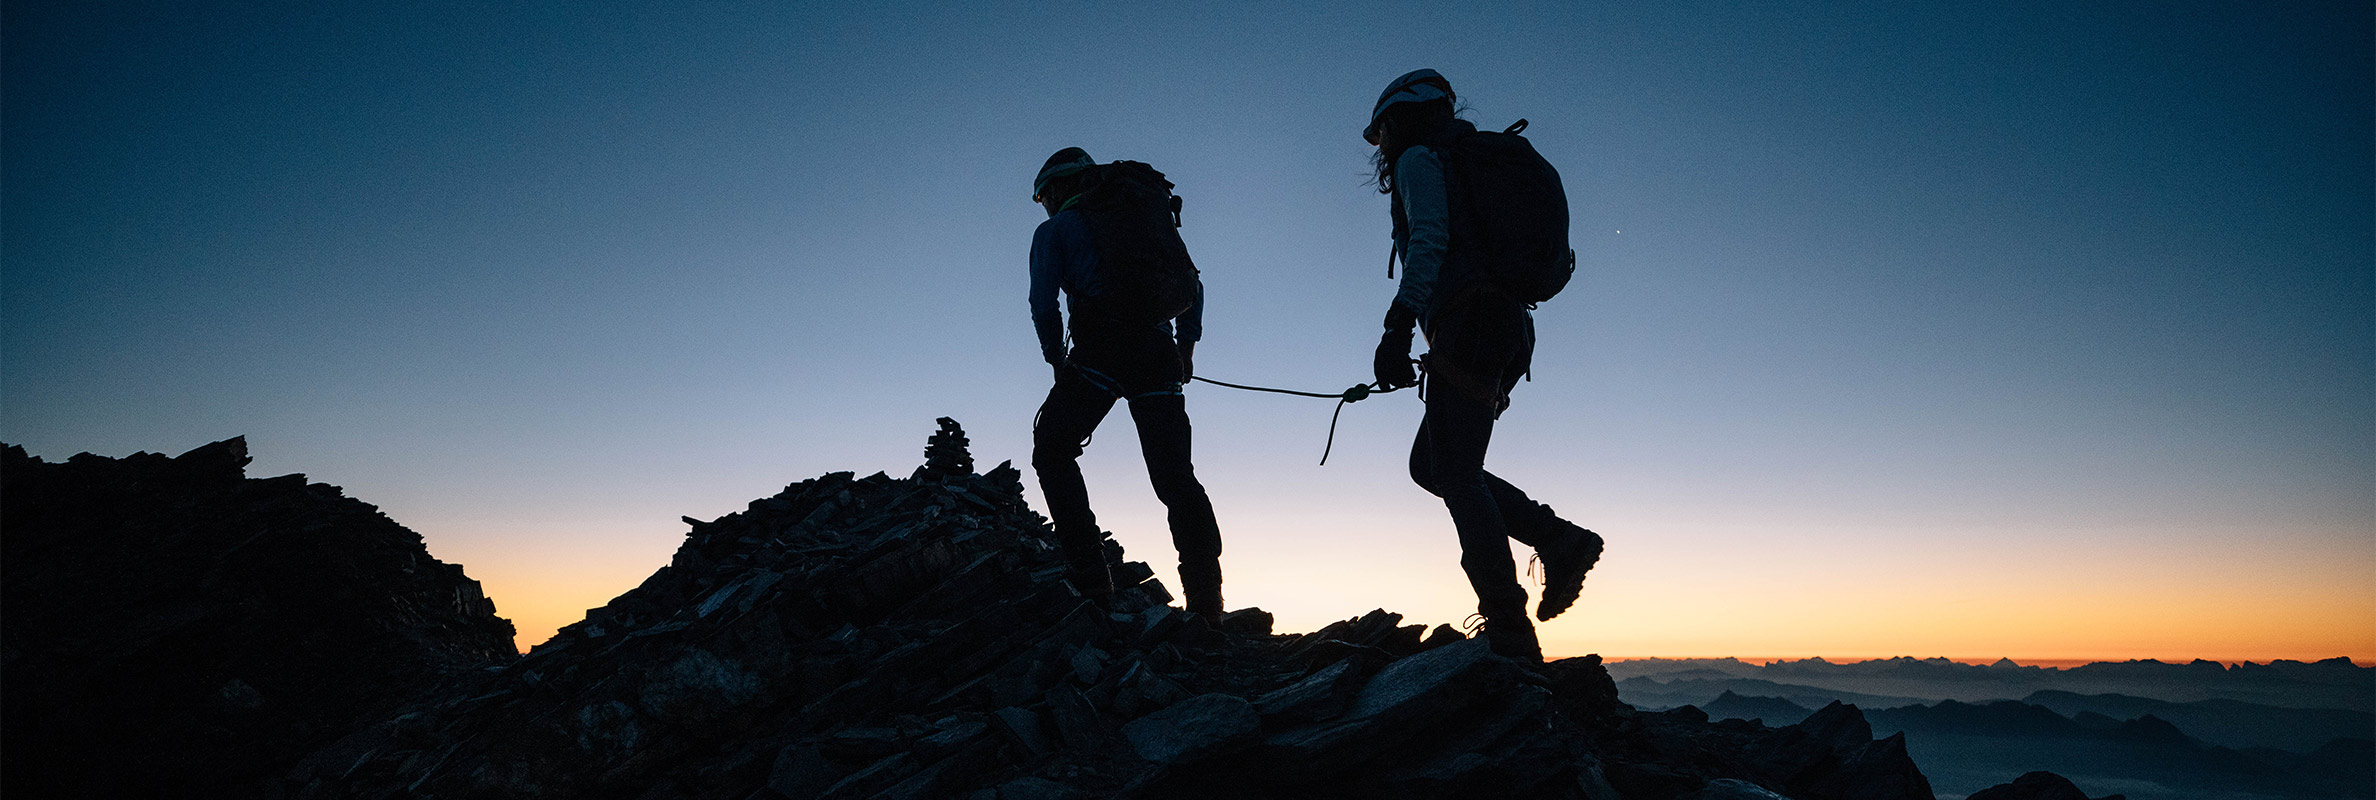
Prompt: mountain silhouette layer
<box><xmin>1</xmin><ymin>438</ymin><xmax>517</xmax><ymax>799</ymax></box>
<box><xmin>8</xmin><ymin>425</ymin><xmax>2161</xmax><ymax>799</ymax></box>
<box><xmin>1608</xmin><ymin>656</ymin><xmax>2373</xmax><ymax>711</ymax></box>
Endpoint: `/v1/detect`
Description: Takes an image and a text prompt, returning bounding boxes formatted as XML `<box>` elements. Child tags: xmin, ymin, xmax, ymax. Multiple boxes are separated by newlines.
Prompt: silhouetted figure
<box><xmin>1363</xmin><ymin>69</ymin><xmax>1603</xmax><ymax>662</ymax></box>
<box><xmin>1027</xmin><ymin>147</ymin><xmax>1226</xmax><ymax>616</ymax></box>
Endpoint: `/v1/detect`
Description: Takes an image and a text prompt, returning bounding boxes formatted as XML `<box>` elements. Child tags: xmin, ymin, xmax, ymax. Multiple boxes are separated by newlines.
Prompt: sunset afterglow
<box><xmin>7</xmin><ymin>3</ymin><xmax>2368</xmax><ymax>670</ymax></box>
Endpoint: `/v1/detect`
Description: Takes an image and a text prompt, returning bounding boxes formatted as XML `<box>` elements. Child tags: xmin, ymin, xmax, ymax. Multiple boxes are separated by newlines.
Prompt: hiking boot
<box><xmin>1465</xmin><ymin>614</ymin><xmax>1543</xmax><ymax>663</ymax></box>
<box><xmin>1533</xmin><ymin>522</ymin><xmax>1603</xmax><ymax>622</ymax></box>
<box><xmin>1065</xmin><ymin>563</ymin><xmax>1113</xmax><ymax>603</ymax></box>
<box><xmin>1482</xmin><ymin>616</ymin><xmax>1543</xmax><ymax>663</ymax></box>
<box><xmin>1060</xmin><ymin>532</ymin><xmax>1114</xmax><ymax>600</ymax></box>
<box><xmin>1179</xmin><ymin>557</ymin><xmax>1223</xmax><ymax>617</ymax></box>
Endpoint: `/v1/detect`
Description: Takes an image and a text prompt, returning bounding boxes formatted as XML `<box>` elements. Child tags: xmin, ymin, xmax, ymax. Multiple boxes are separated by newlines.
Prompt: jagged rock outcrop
<box><xmin>280</xmin><ymin>421</ymin><xmax>1932</xmax><ymax>800</ymax></box>
<box><xmin>2</xmin><ymin>425</ymin><xmax>1939</xmax><ymax>800</ymax></box>
<box><xmin>1966</xmin><ymin>770</ymin><xmax>2128</xmax><ymax>800</ymax></box>
<box><xmin>1564</xmin><ymin>698</ymin><xmax>1932</xmax><ymax>800</ymax></box>
<box><xmin>0</xmin><ymin>438</ymin><xmax>518</xmax><ymax>800</ymax></box>
<box><xmin>1699</xmin><ymin>691</ymin><xmax>1816</xmax><ymax>726</ymax></box>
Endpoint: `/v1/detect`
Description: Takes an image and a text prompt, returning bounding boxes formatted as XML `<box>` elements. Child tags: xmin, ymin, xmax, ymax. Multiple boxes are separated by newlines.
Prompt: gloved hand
<box><xmin>1177</xmin><ymin>340</ymin><xmax>1196</xmax><ymax>382</ymax></box>
<box><xmin>1374</xmin><ymin>304</ymin><xmax>1419</xmax><ymax>389</ymax></box>
<box><xmin>1050</xmin><ymin>359</ymin><xmax>1068</xmax><ymax>384</ymax></box>
<box><xmin>1374</xmin><ymin>332</ymin><xmax>1416</xmax><ymax>389</ymax></box>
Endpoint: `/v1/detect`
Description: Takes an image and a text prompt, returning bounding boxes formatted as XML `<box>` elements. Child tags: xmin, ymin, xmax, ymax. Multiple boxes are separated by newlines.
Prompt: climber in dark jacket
<box><xmin>1027</xmin><ymin>147</ymin><xmax>1225</xmax><ymax>617</ymax></box>
<box><xmin>1363</xmin><ymin>70</ymin><xmax>1602</xmax><ymax>663</ymax></box>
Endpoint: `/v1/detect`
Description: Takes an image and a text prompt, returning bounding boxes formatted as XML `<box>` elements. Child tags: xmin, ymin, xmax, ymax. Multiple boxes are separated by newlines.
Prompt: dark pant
<box><xmin>1408</xmin><ymin>289</ymin><xmax>1552</xmax><ymax>622</ymax></box>
<box><xmin>1031</xmin><ymin>328</ymin><xmax>1223</xmax><ymax>575</ymax></box>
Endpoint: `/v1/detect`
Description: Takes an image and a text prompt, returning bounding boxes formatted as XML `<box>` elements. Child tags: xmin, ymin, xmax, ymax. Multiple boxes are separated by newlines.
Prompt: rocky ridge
<box><xmin>278</xmin><ymin>420</ymin><xmax>1936</xmax><ymax>799</ymax></box>
<box><xmin>1</xmin><ymin>437</ymin><xmax>517</xmax><ymax>799</ymax></box>
<box><xmin>7</xmin><ymin>424</ymin><xmax>2120</xmax><ymax>799</ymax></box>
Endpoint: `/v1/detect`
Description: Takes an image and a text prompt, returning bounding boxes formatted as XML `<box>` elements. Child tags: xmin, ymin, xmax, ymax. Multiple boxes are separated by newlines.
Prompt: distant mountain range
<box><xmin>1672</xmin><ymin>684</ymin><xmax>2375</xmax><ymax>755</ymax></box>
<box><xmin>1618</xmin><ymin>658</ymin><xmax>2376</xmax><ymax>800</ymax></box>
<box><xmin>1680</xmin><ymin>690</ymin><xmax>2372</xmax><ymax>800</ymax></box>
<box><xmin>1865</xmin><ymin>699</ymin><xmax>2372</xmax><ymax>800</ymax></box>
<box><xmin>1609</xmin><ymin>655</ymin><xmax>2372</xmax><ymax>710</ymax></box>
<box><xmin>2024</xmin><ymin>689</ymin><xmax>2374</xmax><ymax>753</ymax></box>
<box><xmin>1620</xmin><ymin>676</ymin><xmax>1932</xmax><ymax>714</ymax></box>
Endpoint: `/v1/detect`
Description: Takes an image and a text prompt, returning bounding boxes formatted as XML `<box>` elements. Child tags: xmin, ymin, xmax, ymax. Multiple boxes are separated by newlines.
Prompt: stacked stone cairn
<box><xmin>274</xmin><ymin>419</ymin><xmax>1937</xmax><ymax>800</ymax></box>
<box><xmin>921</xmin><ymin>417</ymin><xmax>975</xmax><ymax>479</ymax></box>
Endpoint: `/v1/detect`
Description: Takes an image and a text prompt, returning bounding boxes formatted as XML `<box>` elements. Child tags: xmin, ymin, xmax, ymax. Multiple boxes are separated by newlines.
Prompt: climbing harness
<box><xmin>1188</xmin><ymin>368</ymin><xmax>1416</xmax><ymax>465</ymax></box>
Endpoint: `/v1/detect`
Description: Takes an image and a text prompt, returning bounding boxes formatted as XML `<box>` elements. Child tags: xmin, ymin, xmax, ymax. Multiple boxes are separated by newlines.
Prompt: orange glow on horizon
<box><xmin>428</xmin><ymin>503</ymin><xmax>2376</xmax><ymax>665</ymax></box>
<box><xmin>1595</xmin><ymin>656</ymin><xmax>2376</xmax><ymax>669</ymax></box>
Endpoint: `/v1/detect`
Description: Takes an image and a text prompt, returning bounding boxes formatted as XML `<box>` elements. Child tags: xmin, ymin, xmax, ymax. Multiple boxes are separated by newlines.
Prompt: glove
<box><xmin>1374</xmin><ymin>304</ymin><xmax>1419</xmax><ymax>389</ymax></box>
<box><xmin>1050</xmin><ymin>359</ymin><xmax>1068</xmax><ymax>384</ymax></box>
<box><xmin>1177</xmin><ymin>340</ymin><xmax>1196</xmax><ymax>382</ymax></box>
<box><xmin>1374</xmin><ymin>331</ymin><xmax>1416</xmax><ymax>389</ymax></box>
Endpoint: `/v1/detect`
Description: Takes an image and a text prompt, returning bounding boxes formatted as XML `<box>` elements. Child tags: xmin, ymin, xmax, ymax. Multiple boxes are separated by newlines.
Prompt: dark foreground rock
<box><xmin>278</xmin><ymin>422</ymin><xmax>1932</xmax><ymax>800</ymax></box>
<box><xmin>0</xmin><ymin>438</ymin><xmax>518</xmax><ymax>800</ymax></box>
<box><xmin>1966</xmin><ymin>770</ymin><xmax>2129</xmax><ymax>800</ymax></box>
<box><xmin>6</xmin><ymin>425</ymin><xmax>1941</xmax><ymax>800</ymax></box>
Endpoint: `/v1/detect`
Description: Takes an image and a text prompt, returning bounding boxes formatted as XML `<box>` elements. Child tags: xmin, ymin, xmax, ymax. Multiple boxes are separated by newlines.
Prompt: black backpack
<box><xmin>1441</xmin><ymin>120</ymin><xmax>1574</xmax><ymax>305</ymax></box>
<box><xmin>1072</xmin><ymin>161</ymin><xmax>1200</xmax><ymax>326</ymax></box>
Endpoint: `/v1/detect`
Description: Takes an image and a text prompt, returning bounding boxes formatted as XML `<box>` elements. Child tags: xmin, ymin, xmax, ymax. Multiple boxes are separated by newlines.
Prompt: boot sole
<box><xmin>1534</xmin><ymin>533</ymin><xmax>1604</xmax><ymax>621</ymax></box>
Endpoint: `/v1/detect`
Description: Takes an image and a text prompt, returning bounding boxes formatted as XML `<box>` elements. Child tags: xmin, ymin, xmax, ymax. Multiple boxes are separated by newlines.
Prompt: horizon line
<box><xmin>1591</xmin><ymin>655</ymin><xmax>2376</xmax><ymax>669</ymax></box>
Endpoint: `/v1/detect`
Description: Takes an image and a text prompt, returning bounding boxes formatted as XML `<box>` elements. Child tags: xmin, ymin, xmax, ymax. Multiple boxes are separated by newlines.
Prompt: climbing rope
<box><xmin>1188</xmin><ymin>374</ymin><xmax>1410</xmax><ymax>465</ymax></box>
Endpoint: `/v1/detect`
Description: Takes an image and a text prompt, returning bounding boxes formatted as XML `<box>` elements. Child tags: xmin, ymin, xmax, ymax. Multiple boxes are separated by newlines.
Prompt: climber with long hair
<box><xmin>1363</xmin><ymin>69</ymin><xmax>1603</xmax><ymax>663</ymax></box>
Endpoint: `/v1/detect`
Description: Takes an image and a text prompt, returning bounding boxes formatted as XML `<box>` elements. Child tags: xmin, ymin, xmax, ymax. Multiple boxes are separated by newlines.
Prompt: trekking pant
<box><xmin>1031</xmin><ymin>327</ymin><xmax>1223</xmax><ymax>593</ymax></box>
<box><xmin>1407</xmin><ymin>288</ymin><xmax>1555</xmax><ymax>622</ymax></box>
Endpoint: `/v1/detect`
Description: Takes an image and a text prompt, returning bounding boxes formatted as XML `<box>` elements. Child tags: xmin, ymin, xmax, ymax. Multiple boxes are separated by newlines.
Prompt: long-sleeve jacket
<box><xmin>1390</xmin><ymin>144</ymin><xmax>1454</xmax><ymax>323</ymax></box>
<box><xmin>1029</xmin><ymin>208</ymin><xmax>1203</xmax><ymax>365</ymax></box>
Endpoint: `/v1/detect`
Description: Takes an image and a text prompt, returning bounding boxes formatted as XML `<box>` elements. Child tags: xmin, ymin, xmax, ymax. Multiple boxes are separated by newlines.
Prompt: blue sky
<box><xmin>6</xmin><ymin>1</ymin><xmax>2369</xmax><ymax>659</ymax></box>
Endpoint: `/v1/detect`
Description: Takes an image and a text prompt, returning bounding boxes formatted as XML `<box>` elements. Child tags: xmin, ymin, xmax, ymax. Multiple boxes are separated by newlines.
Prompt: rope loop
<box><xmin>1187</xmin><ymin>375</ymin><xmax>1409</xmax><ymax>465</ymax></box>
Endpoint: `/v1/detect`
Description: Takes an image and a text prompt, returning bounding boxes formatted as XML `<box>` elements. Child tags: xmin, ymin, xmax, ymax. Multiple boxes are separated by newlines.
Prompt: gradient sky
<box><xmin>6</xmin><ymin>1</ymin><xmax>2370</xmax><ymax>662</ymax></box>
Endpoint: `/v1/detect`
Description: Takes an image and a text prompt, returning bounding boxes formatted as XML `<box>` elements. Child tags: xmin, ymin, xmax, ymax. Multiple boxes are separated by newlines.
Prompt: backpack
<box><xmin>1072</xmin><ymin>161</ymin><xmax>1200</xmax><ymax>326</ymax></box>
<box><xmin>1440</xmin><ymin>120</ymin><xmax>1574</xmax><ymax>306</ymax></box>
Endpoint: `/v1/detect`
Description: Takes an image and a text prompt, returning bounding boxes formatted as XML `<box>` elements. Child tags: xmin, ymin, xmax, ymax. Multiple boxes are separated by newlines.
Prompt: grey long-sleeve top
<box><xmin>1392</xmin><ymin>145</ymin><xmax>1452</xmax><ymax>318</ymax></box>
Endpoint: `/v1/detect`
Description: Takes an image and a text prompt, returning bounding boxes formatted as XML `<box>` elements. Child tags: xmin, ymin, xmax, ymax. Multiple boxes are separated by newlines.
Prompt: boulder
<box><xmin>1121</xmin><ymin>692</ymin><xmax>1260</xmax><ymax>764</ymax></box>
<box><xmin>1967</xmin><ymin>770</ymin><xmax>2126</xmax><ymax>800</ymax></box>
<box><xmin>1252</xmin><ymin>658</ymin><xmax>1362</xmax><ymax>722</ymax></box>
<box><xmin>1694</xmin><ymin>778</ymin><xmax>1795</xmax><ymax>799</ymax></box>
